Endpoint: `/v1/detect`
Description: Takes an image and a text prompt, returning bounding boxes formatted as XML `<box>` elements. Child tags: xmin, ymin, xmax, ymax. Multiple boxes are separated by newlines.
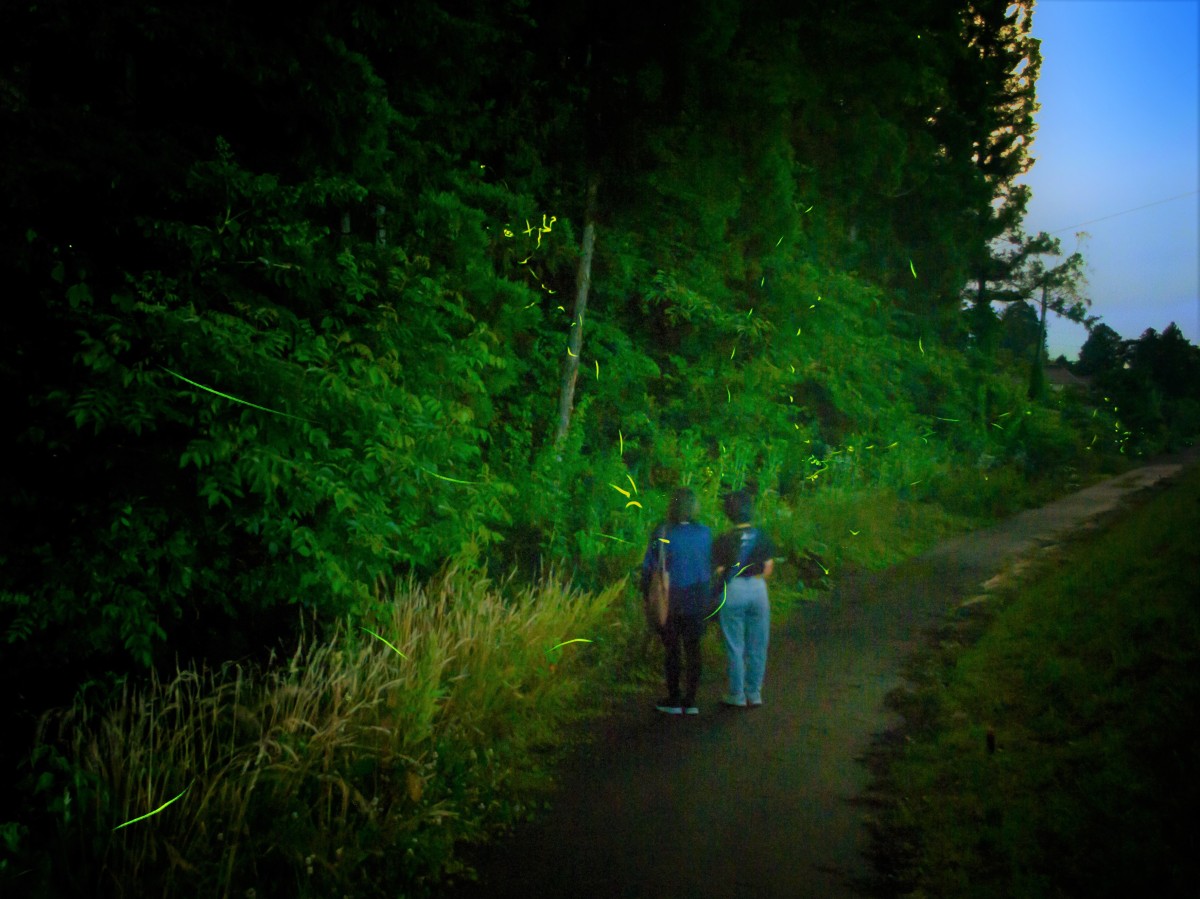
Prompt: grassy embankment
<box><xmin>864</xmin><ymin>462</ymin><xmax>1200</xmax><ymax>898</ymax></box>
<box><xmin>5</xmin><ymin>452</ymin><xmax>1118</xmax><ymax>898</ymax></box>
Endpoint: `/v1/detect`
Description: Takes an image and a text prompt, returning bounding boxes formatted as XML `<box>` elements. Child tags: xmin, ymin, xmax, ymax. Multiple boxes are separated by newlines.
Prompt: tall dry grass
<box><xmin>26</xmin><ymin>563</ymin><xmax>625</xmax><ymax>898</ymax></box>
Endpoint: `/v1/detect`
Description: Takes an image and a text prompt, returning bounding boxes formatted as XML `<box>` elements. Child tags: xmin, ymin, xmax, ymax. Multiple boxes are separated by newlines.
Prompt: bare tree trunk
<box><xmin>1029</xmin><ymin>281</ymin><xmax>1049</xmax><ymax>399</ymax></box>
<box><xmin>555</xmin><ymin>181</ymin><xmax>598</xmax><ymax>445</ymax></box>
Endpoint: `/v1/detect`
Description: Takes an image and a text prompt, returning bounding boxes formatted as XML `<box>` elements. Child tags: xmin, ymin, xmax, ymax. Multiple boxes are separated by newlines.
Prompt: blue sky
<box><xmin>1019</xmin><ymin>0</ymin><xmax>1199</xmax><ymax>359</ymax></box>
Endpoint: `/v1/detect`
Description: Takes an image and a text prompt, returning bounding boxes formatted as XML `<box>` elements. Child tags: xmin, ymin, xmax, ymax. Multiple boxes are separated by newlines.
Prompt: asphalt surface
<box><xmin>438</xmin><ymin>451</ymin><xmax>1197</xmax><ymax>899</ymax></box>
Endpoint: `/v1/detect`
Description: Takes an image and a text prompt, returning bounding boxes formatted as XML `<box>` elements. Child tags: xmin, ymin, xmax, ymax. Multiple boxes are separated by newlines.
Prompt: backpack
<box><xmin>706</xmin><ymin>528</ymin><xmax>758</xmax><ymax>619</ymax></box>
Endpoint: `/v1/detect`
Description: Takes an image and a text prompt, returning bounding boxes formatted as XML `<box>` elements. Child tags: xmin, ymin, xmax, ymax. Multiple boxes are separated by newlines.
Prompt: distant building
<box><xmin>1045</xmin><ymin>363</ymin><xmax>1092</xmax><ymax>393</ymax></box>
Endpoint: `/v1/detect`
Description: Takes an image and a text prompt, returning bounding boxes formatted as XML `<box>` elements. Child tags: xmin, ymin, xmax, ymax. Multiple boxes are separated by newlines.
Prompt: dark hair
<box><xmin>723</xmin><ymin>489</ymin><xmax>753</xmax><ymax>523</ymax></box>
<box><xmin>667</xmin><ymin>488</ymin><xmax>699</xmax><ymax>524</ymax></box>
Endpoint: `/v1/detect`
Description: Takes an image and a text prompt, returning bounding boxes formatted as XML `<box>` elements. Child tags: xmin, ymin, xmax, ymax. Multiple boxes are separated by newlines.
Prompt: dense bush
<box><xmin>13</xmin><ymin>568</ymin><xmax>626</xmax><ymax>898</ymax></box>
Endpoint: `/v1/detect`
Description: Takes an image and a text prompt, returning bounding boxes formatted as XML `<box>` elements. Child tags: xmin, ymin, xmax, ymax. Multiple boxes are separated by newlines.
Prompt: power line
<box><xmin>1048</xmin><ymin>189</ymin><xmax>1200</xmax><ymax>234</ymax></box>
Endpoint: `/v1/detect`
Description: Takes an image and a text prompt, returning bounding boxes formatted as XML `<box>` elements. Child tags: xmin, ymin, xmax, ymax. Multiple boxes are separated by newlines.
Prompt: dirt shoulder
<box><xmin>438</xmin><ymin>448</ymin><xmax>1199</xmax><ymax>899</ymax></box>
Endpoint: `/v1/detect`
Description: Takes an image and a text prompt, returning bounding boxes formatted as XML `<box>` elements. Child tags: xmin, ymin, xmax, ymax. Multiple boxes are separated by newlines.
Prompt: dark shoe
<box><xmin>655</xmin><ymin>698</ymin><xmax>683</xmax><ymax>715</ymax></box>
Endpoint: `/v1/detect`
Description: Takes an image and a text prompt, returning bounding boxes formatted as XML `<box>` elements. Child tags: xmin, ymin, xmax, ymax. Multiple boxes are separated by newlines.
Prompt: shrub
<box><xmin>16</xmin><ymin>565</ymin><xmax>625</xmax><ymax>898</ymax></box>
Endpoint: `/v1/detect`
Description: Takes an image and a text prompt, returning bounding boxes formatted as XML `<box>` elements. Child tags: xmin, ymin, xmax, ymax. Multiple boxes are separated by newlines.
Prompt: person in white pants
<box><xmin>713</xmin><ymin>490</ymin><xmax>776</xmax><ymax>707</ymax></box>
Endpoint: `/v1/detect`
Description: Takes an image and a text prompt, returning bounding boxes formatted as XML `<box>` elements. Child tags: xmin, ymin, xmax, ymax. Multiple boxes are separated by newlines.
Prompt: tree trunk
<box><xmin>554</xmin><ymin>181</ymin><xmax>598</xmax><ymax>444</ymax></box>
<box><xmin>1028</xmin><ymin>282</ymin><xmax>1049</xmax><ymax>399</ymax></box>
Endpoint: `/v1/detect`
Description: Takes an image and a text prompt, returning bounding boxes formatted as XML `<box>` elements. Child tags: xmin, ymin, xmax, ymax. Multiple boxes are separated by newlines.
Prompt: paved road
<box><xmin>439</xmin><ymin>452</ymin><xmax>1195</xmax><ymax>899</ymax></box>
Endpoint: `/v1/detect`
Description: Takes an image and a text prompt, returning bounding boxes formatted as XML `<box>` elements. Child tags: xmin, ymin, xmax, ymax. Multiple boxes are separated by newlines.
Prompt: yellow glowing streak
<box><xmin>546</xmin><ymin>638</ymin><xmax>593</xmax><ymax>654</ymax></box>
<box><xmin>114</xmin><ymin>785</ymin><xmax>190</xmax><ymax>831</ymax></box>
<box><xmin>619</xmin><ymin>430</ymin><xmax>624</xmax><ymax>456</ymax></box>
<box><xmin>919</xmin><ymin>337</ymin><xmax>924</xmax><ymax>355</ymax></box>
<box><xmin>626</xmin><ymin>500</ymin><xmax>643</xmax><ymax>509</ymax></box>
<box><xmin>161</xmin><ymin>367</ymin><xmax>311</xmax><ymax>422</ymax></box>
<box><xmin>567</xmin><ymin>347</ymin><xmax>577</xmax><ymax>357</ymax></box>
<box><xmin>775</xmin><ymin>235</ymin><xmax>784</xmax><ymax>247</ymax></box>
<box><xmin>360</xmin><ymin>626</ymin><xmax>409</xmax><ymax>660</ymax></box>
<box><xmin>704</xmin><ymin>583</ymin><xmax>727</xmax><ymax>620</ymax></box>
<box><xmin>909</xmin><ymin>259</ymin><xmax>918</xmax><ymax>279</ymax></box>
<box><xmin>598</xmin><ymin>533</ymin><xmax>634</xmax><ymax>543</ymax></box>
<box><xmin>419</xmin><ymin>467</ymin><xmax>479</xmax><ymax>485</ymax></box>
<box><xmin>610</xmin><ymin>484</ymin><xmax>631</xmax><ymax>498</ymax></box>
<box><xmin>626</xmin><ymin>474</ymin><xmax>638</xmax><ymax>495</ymax></box>
<box><xmin>657</xmin><ymin>537</ymin><xmax>670</xmax><ymax>544</ymax></box>
<box><xmin>595</xmin><ymin>360</ymin><xmax>600</xmax><ymax>380</ymax></box>
<box><xmin>850</xmin><ymin>529</ymin><xmax>860</xmax><ymax>536</ymax></box>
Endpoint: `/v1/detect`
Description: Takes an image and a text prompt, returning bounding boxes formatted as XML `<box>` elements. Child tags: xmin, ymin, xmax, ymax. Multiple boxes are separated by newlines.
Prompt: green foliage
<box><xmin>16</xmin><ymin>569</ymin><xmax>627</xmax><ymax>898</ymax></box>
<box><xmin>3</xmin><ymin>2</ymin><xmax>1182</xmax><ymax>892</ymax></box>
<box><xmin>867</xmin><ymin>464</ymin><xmax>1200</xmax><ymax>899</ymax></box>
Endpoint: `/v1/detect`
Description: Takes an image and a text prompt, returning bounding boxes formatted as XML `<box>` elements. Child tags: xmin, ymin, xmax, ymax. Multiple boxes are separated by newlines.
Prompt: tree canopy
<box><xmin>0</xmin><ymin>0</ymin><xmax>1179</xmax><ymax>685</ymax></box>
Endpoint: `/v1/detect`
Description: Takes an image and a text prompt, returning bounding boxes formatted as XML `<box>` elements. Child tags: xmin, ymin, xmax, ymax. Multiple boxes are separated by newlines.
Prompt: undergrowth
<box><xmin>862</xmin><ymin>464</ymin><xmax>1200</xmax><ymax>898</ymax></box>
<box><xmin>11</xmin><ymin>565</ymin><xmax>628</xmax><ymax>898</ymax></box>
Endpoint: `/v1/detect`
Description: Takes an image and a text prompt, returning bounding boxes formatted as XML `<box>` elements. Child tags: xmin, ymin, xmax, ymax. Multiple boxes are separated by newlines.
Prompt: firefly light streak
<box><xmin>546</xmin><ymin>638</ymin><xmax>593</xmax><ymax>655</ymax></box>
<box><xmin>419</xmin><ymin>467</ymin><xmax>479</xmax><ymax>485</ymax></box>
<box><xmin>704</xmin><ymin>583</ymin><xmax>727</xmax><ymax>620</ymax></box>
<box><xmin>360</xmin><ymin>626</ymin><xmax>409</xmax><ymax>660</ymax></box>
<box><xmin>161</xmin><ymin>368</ymin><xmax>312</xmax><ymax>422</ymax></box>
<box><xmin>114</xmin><ymin>785</ymin><xmax>190</xmax><ymax>831</ymax></box>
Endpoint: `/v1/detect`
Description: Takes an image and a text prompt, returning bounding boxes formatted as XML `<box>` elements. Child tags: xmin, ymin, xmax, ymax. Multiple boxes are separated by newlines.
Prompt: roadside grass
<box><xmin>13</xmin><ymin>564</ymin><xmax>632</xmax><ymax>899</ymax></box>
<box><xmin>771</xmin><ymin>484</ymin><xmax>979</xmax><ymax>597</ymax></box>
<box><xmin>863</xmin><ymin>465</ymin><xmax>1200</xmax><ymax>898</ymax></box>
<box><xmin>3</xmin><ymin>455</ymin><xmax>1130</xmax><ymax>898</ymax></box>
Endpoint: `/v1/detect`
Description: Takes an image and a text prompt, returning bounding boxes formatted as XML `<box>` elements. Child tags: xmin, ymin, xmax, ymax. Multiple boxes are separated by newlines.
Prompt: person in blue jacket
<box><xmin>641</xmin><ymin>488</ymin><xmax>712</xmax><ymax>716</ymax></box>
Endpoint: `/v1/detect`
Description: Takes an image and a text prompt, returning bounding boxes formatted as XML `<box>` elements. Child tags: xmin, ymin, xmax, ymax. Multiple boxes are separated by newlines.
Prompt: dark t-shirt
<box><xmin>712</xmin><ymin>525</ymin><xmax>776</xmax><ymax>579</ymax></box>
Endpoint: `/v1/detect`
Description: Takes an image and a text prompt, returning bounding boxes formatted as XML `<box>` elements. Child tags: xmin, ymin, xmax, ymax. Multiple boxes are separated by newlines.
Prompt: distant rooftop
<box><xmin>1045</xmin><ymin>363</ymin><xmax>1092</xmax><ymax>391</ymax></box>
